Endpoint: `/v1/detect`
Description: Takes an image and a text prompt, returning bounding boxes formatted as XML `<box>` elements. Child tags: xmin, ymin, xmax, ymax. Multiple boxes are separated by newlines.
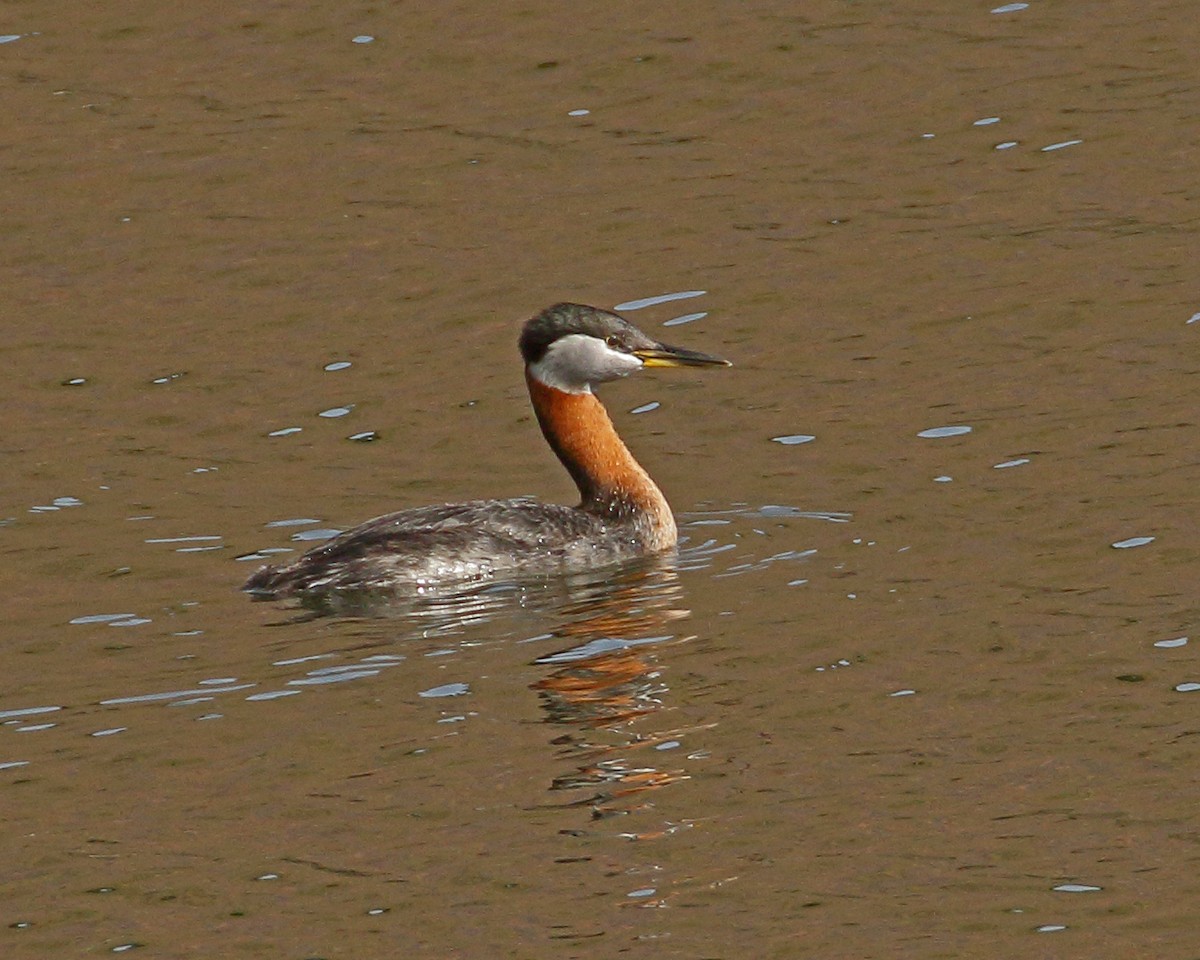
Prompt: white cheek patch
<box><xmin>528</xmin><ymin>334</ymin><xmax>643</xmax><ymax>393</ymax></box>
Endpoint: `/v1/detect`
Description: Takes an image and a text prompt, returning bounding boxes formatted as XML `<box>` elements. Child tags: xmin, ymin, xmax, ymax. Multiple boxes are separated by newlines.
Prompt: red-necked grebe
<box><xmin>243</xmin><ymin>302</ymin><xmax>730</xmax><ymax>595</ymax></box>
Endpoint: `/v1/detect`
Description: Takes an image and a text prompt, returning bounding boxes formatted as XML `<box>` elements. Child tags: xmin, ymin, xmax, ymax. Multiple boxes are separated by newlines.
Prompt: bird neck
<box><xmin>525</xmin><ymin>371</ymin><xmax>677</xmax><ymax>548</ymax></box>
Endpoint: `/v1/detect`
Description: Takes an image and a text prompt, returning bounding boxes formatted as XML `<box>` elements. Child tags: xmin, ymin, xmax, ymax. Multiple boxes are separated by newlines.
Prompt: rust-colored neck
<box><xmin>525</xmin><ymin>371</ymin><xmax>676</xmax><ymax>548</ymax></box>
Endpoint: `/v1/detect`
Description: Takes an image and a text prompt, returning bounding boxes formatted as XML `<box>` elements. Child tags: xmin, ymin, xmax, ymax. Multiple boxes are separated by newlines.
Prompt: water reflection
<box><xmin>24</xmin><ymin>500</ymin><xmax>832</xmax><ymax>740</ymax></box>
<box><xmin>251</xmin><ymin>553</ymin><xmax>681</xmax><ymax>628</ymax></box>
<box><xmin>255</xmin><ymin>553</ymin><xmax>706</xmax><ymax>828</ymax></box>
<box><xmin>528</xmin><ymin>563</ymin><xmax>699</xmax><ymax>826</ymax></box>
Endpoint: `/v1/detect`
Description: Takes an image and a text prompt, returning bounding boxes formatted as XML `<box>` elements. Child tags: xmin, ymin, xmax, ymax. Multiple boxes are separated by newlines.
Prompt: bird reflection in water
<box><xmin>529</xmin><ymin>558</ymin><xmax>712</xmax><ymax>832</ymax></box>
<box><xmin>249</xmin><ymin>553</ymin><xmax>709</xmax><ymax>833</ymax></box>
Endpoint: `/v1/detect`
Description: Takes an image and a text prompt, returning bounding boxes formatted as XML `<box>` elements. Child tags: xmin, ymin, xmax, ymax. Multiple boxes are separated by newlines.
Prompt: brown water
<box><xmin>3</xmin><ymin>1</ymin><xmax>1197</xmax><ymax>957</ymax></box>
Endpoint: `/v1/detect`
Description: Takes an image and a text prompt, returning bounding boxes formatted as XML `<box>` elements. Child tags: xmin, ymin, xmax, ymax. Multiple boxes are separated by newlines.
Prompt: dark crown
<box><xmin>518</xmin><ymin>303</ymin><xmax>646</xmax><ymax>364</ymax></box>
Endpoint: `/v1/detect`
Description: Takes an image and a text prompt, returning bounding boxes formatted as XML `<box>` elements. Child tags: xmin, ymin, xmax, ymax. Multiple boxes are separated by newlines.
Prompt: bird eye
<box><xmin>605</xmin><ymin>335</ymin><xmax>621</xmax><ymax>349</ymax></box>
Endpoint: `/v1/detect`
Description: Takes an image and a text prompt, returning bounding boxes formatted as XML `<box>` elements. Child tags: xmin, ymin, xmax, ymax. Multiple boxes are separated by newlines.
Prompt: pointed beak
<box><xmin>633</xmin><ymin>343</ymin><xmax>732</xmax><ymax>368</ymax></box>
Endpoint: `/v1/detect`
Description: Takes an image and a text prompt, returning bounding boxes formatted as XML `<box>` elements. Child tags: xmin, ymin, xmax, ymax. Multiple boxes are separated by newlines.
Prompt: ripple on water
<box><xmin>246</xmin><ymin>690</ymin><xmax>302</xmax><ymax>701</ymax></box>
<box><xmin>535</xmin><ymin>633</ymin><xmax>674</xmax><ymax>664</ymax></box>
<box><xmin>288</xmin><ymin>670</ymin><xmax>381</xmax><ymax>686</ymax></box>
<box><xmin>663</xmin><ymin>311</ymin><xmax>707</xmax><ymax>327</ymax></box>
<box><xmin>273</xmin><ymin>654</ymin><xmax>336</xmax><ymax>666</ymax></box>
<box><xmin>235</xmin><ymin>547</ymin><xmax>292</xmax><ymax>562</ymax></box>
<box><xmin>1111</xmin><ymin>536</ymin><xmax>1155</xmax><ymax>549</ymax></box>
<box><xmin>1042</xmin><ymin>139</ymin><xmax>1083</xmax><ymax>152</ymax></box>
<box><xmin>145</xmin><ymin>535</ymin><xmax>221</xmax><ymax>544</ymax></box>
<box><xmin>771</xmin><ymin>434</ymin><xmax>815</xmax><ymax>445</ymax></box>
<box><xmin>757</xmin><ymin>505</ymin><xmax>850</xmax><ymax>522</ymax></box>
<box><xmin>69</xmin><ymin>612</ymin><xmax>151</xmax><ymax>627</ymax></box>
<box><xmin>614</xmin><ymin>291</ymin><xmax>706</xmax><ymax>311</ymax></box>
<box><xmin>70</xmin><ymin>613</ymin><xmax>137</xmax><ymax>625</ymax></box>
<box><xmin>677</xmin><ymin>505</ymin><xmax>848</xmax><ymax>578</ymax></box>
<box><xmin>30</xmin><ymin>495</ymin><xmax>84</xmax><ymax>512</ymax></box>
<box><xmin>418</xmin><ymin>682</ymin><xmax>470</xmax><ymax>698</ymax></box>
<box><xmin>292</xmin><ymin>527</ymin><xmax>341</xmax><ymax>542</ymax></box>
<box><xmin>0</xmin><ymin>705</ymin><xmax>62</xmax><ymax>721</ymax></box>
<box><xmin>917</xmin><ymin>425</ymin><xmax>972</xmax><ymax>438</ymax></box>
<box><xmin>145</xmin><ymin>534</ymin><xmax>224</xmax><ymax>555</ymax></box>
<box><xmin>101</xmin><ymin>684</ymin><xmax>257</xmax><ymax>705</ymax></box>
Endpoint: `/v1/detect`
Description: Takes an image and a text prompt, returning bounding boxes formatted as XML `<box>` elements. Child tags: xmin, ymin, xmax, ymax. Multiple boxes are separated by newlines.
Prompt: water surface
<box><xmin>3</xmin><ymin>1</ymin><xmax>1197</xmax><ymax>957</ymax></box>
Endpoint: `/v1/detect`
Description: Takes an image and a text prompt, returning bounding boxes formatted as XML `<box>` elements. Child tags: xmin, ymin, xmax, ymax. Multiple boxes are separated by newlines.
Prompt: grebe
<box><xmin>243</xmin><ymin>302</ymin><xmax>730</xmax><ymax>596</ymax></box>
